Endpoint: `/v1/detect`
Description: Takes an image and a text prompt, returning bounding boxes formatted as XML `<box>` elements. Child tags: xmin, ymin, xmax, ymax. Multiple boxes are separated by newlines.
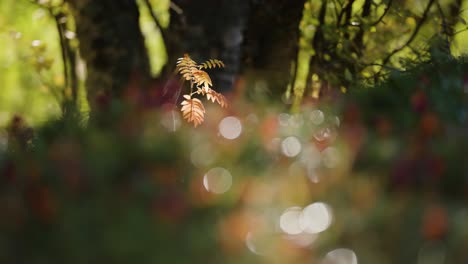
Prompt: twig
<box><xmin>453</xmin><ymin>26</ymin><xmax>468</xmax><ymax>35</ymax></box>
<box><xmin>360</xmin><ymin>62</ymin><xmax>401</xmax><ymax>71</ymax></box>
<box><xmin>52</xmin><ymin>12</ymin><xmax>69</xmax><ymax>95</ymax></box>
<box><xmin>170</xmin><ymin>1</ymin><xmax>183</xmax><ymax>15</ymax></box>
<box><xmin>371</xmin><ymin>0</ymin><xmax>392</xmax><ymax>26</ymax></box>
<box><xmin>351</xmin><ymin>0</ymin><xmax>372</xmax><ymax>55</ymax></box>
<box><xmin>381</xmin><ymin>0</ymin><xmax>435</xmax><ymax>66</ymax></box>
<box><xmin>337</xmin><ymin>0</ymin><xmax>356</xmax><ymax>27</ymax></box>
<box><xmin>436</xmin><ymin>1</ymin><xmax>450</xmax><ymax>36</ymax></box>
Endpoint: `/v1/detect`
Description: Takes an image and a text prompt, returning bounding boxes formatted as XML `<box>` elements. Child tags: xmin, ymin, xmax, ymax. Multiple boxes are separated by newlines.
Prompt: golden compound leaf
<box><xmin>176</xmin><ymin>54</ymin><xmax>198</xmax><ymax>82</ymax></box>
<box><xmin>181</xmin><ymin>96</ymin><xmax>205</xmax><ymax>127</ymax></box>
<box><xmin>192</xmin><ymin>70</ymin><xmax>212</xmax><ymax>88</ymax></box>
<box><xmin>175</xmin><ymin>54</ymin><xmax>228</xmax><ymax>127</ymax></box>
<box><xmin>198</xmin><ymin>59</ymin><xmax>225</xmax><ymax>70</ymax></box>
<box><xmin>205</xmin><ymin>89</ymin><xmax>228</xmax><ymax>108</ymax></box>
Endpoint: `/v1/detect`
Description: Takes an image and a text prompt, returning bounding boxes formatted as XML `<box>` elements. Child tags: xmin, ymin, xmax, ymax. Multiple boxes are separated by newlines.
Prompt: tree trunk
<box><xmin>165</xmin><ymin>0</ymin><xmax>249</xmax><ymax>93</ymax></box>
<box><xmin>67</xmin><ymin>0</ymin><xmax>151</xmax><ymax>113</ymax></box>
<box><xmin>243</xmin><ymin>0</ymin><xmax>306</xmax><ymax>97</ymax></box>
<box><xmin>166</xmin><ymin>0</ymin><xmax>305</xmax><ymax>96</ymax></box>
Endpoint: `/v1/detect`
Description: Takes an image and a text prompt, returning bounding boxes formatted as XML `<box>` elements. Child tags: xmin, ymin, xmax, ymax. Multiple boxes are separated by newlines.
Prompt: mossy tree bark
<box><xmin>67</xmin><ymin>0</ymin><xmax>151</xmax><ymax>114</ymax></box>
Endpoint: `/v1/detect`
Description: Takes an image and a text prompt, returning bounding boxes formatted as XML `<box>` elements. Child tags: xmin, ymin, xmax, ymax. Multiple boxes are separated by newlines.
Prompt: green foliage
<box><xmin>0</xmin><ymin>0</ymin><xmax>63</xmax><ymax>126</ymax></box>
<box><xmin>0</xmin><ymin>0</ymin><xmax>169</xmax><ymax>127</ymax></box>
<box><xmin>347</xmin><ymin>56</ymin><xmax>467</xmax><ymax>196</ymax></box>
<box><xmin>292</xmin><ymin>0</ymin><xmax>468</xmax><ymax>107</ymax></box>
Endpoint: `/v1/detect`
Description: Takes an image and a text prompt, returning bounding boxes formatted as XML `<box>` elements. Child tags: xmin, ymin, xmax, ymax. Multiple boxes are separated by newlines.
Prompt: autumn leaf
<box><xmin>181</xmin><ymin>95</ymin><xmax>205</xmax><ymax>127</ymax></box>
<box><xmin>205</xmin><ymin>89</ymin><xmax>228</xmax><ymax>108</ymax></box>
<box><xmin>175</xmin><ymin>53</ymin><xmax>228</xmax><ymax>127</ymax></box>
<box><xmin>192</xmin><ymin>70</ymin><xmax>212</xmax><ymax>88</ymax></box>
<box><xmin>198</xmin><ymin>59</ymin><xmax>225</xmax><ymax>70</ymax></box>
<box><xmin>176</xmin><ymin>54</ymin><xmax>198</xmax><ymax>82</ymax></box>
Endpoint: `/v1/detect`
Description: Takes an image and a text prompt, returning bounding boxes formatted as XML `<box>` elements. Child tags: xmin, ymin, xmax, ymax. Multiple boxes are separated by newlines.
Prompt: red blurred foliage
<box><xmin>391</xmin><ymin>153</ymin><xmax>445</xmax><ymax>190</ymax></box>
<box><xmin>411</xmin><ymin>90</ymin><xmax>428</xmax><ymax>113</ymax></box>
<box><xmin>26</xmin><ymin>185</ymin><xmax>57</xmax><ymax>224</ymax></box>
<box><xmin>419</xmin><ymin>112</ymin><xmax>440</xmax><ymax>138</ymax></box>
<box><xmin>376</xmin><ymin>117</ymin><xmax>393</xmax><ymax>138</ymax></box>
<box><xmin>48</xmin><ymin>140</ymin><xmax>84</xmax><ymax>192</ymax></box>
<box><xmin>341</xmin><ymin>104</ymin><xmax>366</xmax><ymax>156</ymax></box>
<box><xmin>422</xmin><ymin>204</ymin><xmax>448</xmax><ymax>241</ymax></box>
<box><xmin>1</xmin><ymin>160</ymin><xmax>16</xmax><ymax>184</ymax></box>
<box><xmin>313</xmin><ymin>138</ymin><xmax>330</xmax><ymax>152</ymax></box>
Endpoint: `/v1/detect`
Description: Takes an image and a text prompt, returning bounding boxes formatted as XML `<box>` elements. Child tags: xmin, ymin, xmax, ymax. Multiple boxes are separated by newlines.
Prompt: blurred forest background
<box><xmin>0</xmin><ymin>0</ymin><xmax>467</xmax><ymax>263</ymax></box>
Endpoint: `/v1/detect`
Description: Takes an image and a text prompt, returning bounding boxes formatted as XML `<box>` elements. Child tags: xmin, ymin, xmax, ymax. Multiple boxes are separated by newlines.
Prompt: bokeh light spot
<box><xmin>279</xmin><ymin>207</ymin><xmax>303</xmax><ymax>235</ymax></box>
<box><xmin>219</xmin><ymin>116</ymin><xmax>242</xmax><ymax>140</ymax></box>
<box><xmin>323</xmin><ymin>248</ymin><xmax>358</xmax><ymax>264</ymax></box>
<box><xmin>203</xmin><ymin>167</ymin><xmax>232</xmax><ymax>194</ymax></box>
<box><xmin>310</xmin><ymin>109</ymin><xmax>325</xmax><ymax>125</ymax></box>
<box><xmin>245</xmin><ymin>231</ymin><xmax>264</xmax><ymax>255</ymax></box>
<box><xmin>281</xmin><ymin>136</ymin><xmax>302</xmax><ymax>157</ymax></box>
<box><xmin>300</xmin><ymin>202</ymin><xmax>333</xmax><ymax>233</ymax></box>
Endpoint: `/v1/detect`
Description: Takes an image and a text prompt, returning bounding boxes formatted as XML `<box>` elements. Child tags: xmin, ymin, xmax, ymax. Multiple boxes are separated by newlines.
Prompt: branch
<box><xmin>302</xmin><ymin>0</ymin><xmax>328</xmax><ymax>102</ymax></box>
<box><xmin>436</xmin><ymin>1</ymin><xmax>450</xmax><ymax>36</ymax></box>
<box><xmin>312</xmin><ymin>0</ymin><xmax>328</xmax><ymax>53</ymax></box>
<box><xmin>381</xmin><ymin>0</ymin><xmax>435</xmax><ymax>66</ymax></box>
<box><xmin>371</xmin><ymin>0</ymin><xmax>392</xmax><ymax>26</ymax></box>
<box><xmin>331</xmin><ymin>0</ymin><xmax>341</xmax><ymax>19</ymax></box>
<box><xmin>453</xmin><ymin>26</ymin><xmax>468</xmax><ymax>35</ymax></box>
<box><xmin>52</xmin><ymin>12</ymin><xmax>70</xmax><ymax>95</ymax></box>
<box><xmin>351</xmin><ymin>0</ymin><xmax>372</xmax><ymax>55</ymax></box>
<box><xmin>337</xmin><ymin>0</ymin><xmax>356</xmax><ymax>27</ymax></box>
<box><xmin>142</xmin><ymin>0</ymin><xmax>168</xmax><ymax>46</ymax></box>
<box><xmin>170</xmin><ymin>1</ymin><xmax>183</xmax><ymax>15</ymax></box>
<box><xmin>445</xmin><ymin>0</ymin><xmax>463</xmax><ymax>37</ymax></box>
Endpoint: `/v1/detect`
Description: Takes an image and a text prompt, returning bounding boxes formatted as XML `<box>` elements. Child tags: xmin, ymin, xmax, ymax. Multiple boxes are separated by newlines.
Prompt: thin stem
<box><xmin>52</xmin><ymin>13</ymin><xmax>69</xmax><ymax>89</ymax></box>
<box><xmin>381</xmin><ymin>0</ymin><xmax>435</xmax><ymax>66</ymax></box>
